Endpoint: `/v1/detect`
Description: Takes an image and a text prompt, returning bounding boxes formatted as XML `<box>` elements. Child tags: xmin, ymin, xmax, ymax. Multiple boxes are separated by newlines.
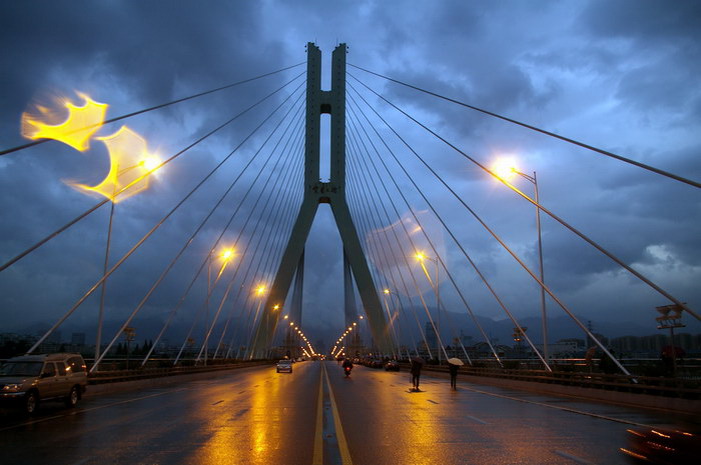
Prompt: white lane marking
<box><xmin>0</xmin><ymin>388</ymin><xmax>189</xmax><ymax>432</ymax></box>
<box><xmin>69</xmin><ymin>458</ymin><xmax>92</xmax><ymax>465</ymax></box>
<box><xmin>553</xmin><ymin>450</ymin><xmax>596</xmax><ymax>464</ymax></box>
<box><xmin>462</xmin><ymin>385</ymin><xmax>655</xmax><ymax>428</ymax></box>
<box><xmin>465</xmin><ymin>415</ymin><xmax>487</xmax><ymax>425</ymax></box>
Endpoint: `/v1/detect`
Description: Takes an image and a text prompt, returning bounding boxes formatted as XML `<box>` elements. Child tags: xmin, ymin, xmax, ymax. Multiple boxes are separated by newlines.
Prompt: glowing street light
<box><xmin>492</xmin><ymin>157</ymin><xmax>519</xmax><ymax>180</ymax></box>
<box><xmin>380</xmin><ymin>288</ymin><xmax>402</xmax><ymax>360</ymax></box>
<box><xmin>415</xmin><ymin>251</ymin><xmax>447</xmax><ymax>363</ymax></box>
<box><xmin>493</xmin><ymin>159</ymin><xmax>548</xmax><ymax>361</ymax></box>
<box><xmin>203</xmin><ymin>246</ymin><xmax>237</xmax><ymax>365</ymax></box>
<box><xmin>94</xmin><ymin>154</ymin><xmax>165</xmax><ymax>365</ymax></box>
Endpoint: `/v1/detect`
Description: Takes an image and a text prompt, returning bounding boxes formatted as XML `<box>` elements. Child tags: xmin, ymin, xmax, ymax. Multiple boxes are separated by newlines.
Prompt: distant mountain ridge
<box><xmin>10</xmin><ymin>309</ymin><xmax>701</xmax><ymax>349</ymax></box>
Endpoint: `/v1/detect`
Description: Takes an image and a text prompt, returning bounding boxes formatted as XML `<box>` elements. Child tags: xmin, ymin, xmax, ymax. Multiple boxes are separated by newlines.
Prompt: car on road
<box><xmin>0</xmin><ymin>353</ymin><xmax>88</xmax><ymax>414</ymax></box>
<box><xmin>385</xmin><ymin>360</ymin><xmax>400</xmax><ymax>371</ymax></box>
<box><xmin>276</xmin><ymin>360</ymin><xmax>293</xmax><ymax>373</ymax></box>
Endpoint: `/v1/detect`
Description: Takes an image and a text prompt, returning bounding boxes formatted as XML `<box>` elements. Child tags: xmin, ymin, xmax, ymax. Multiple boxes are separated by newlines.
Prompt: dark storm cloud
<box><xmin>1</xmin><ymin>0</ymin><xmax>698</xmax><ymax>349</ymax></box>
<box><xmin>1</xmin><ymin>2</ymin><xmax>273</xmax><ymax>99</ymax></box>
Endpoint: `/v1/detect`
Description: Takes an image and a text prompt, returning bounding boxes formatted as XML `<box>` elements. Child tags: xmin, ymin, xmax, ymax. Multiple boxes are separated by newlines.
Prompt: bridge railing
<box><xmin>401</xmin><ymin>362</ymin><xmax>701</xmax><ymax>399</ymax></box>
<box><xmin>86</xmin><ymin>359</ymin><xmax>271</xmax><ymax>385</ymax></box>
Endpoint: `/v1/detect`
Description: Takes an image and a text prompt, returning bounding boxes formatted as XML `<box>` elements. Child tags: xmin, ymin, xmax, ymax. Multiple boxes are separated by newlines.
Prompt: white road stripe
<box><xmin>553</xmin><ymin>449</ymin><xmax>596</xmax><ymax>464</ymax></box>
<box><xmin>465</xmin><ymin>415</ymin><xmax>487</xmax><ymax>425</ymax></box>
<box><xmin>462</xmin><ymin>385</ymin><xmax>655</xmax><ymax>428</ymax></box>
<box><xmin>0</xmin><ymin>388</ymin><xmax>189</xmax><ymax>432</ymax></box>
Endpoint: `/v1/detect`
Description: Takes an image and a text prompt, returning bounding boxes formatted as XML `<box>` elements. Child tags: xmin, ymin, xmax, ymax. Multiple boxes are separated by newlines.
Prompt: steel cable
<box><xmin>30</xmin><ymin>80</ymin><xmax>305</xmax><ymax>356</ymax></box>
<box><xmin>1</xmin><ymin>63</ymin><xmax>305</xmax><ymax>157</ymax></box>
<box><xmin>348</xmin><ymin>64</ymin><xmax>700</xmax><ymax>189</ymax></box>
<box><xmin>1</xmin><ymin>71</ymin><xmax>305</xmax><ymax>273</ymax></box>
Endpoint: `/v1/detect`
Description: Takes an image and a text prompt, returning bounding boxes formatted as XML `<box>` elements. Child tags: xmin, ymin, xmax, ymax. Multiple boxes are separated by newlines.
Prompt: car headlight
<box><xmin>2</xmin><ymin>384</ymin><xmax>23</xmax><ymax>392</ymax></box>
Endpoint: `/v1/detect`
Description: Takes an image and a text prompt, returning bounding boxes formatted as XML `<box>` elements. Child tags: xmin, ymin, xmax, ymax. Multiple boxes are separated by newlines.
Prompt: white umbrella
<box><xmin>447</xmin><ymin>358</ymin><xmax>464</xmax><ymax>366</ymax></box>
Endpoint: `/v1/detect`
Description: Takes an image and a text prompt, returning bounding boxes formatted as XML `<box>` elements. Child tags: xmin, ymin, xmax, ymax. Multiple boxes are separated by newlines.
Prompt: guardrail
<box><xmin>413</xmin><ymin>364</ymin><xmax>701</xmax><ymax>399</ymax></box>
<box><xmin>87</xmin><ymin>360</ymin><xmax>272</xmax><ymax>385</ymax></box>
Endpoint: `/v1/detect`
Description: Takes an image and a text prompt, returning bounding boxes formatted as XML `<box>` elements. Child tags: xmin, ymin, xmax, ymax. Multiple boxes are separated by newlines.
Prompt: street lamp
<box><xmin>495</xmin><ymin>162</ymin><xmax>548</xmax><ymax>362</ymax></box>
<box><xmin>382</xmin><ymin>288</ymin><xmax>404</xmax><ymax>360</ymax></box>
<box><xmin>415</xmin><ymin>251</ymin><xmax>446</xmax><ymax>363</ymax></box>
<box><xmin>95</xmin><ymin>157</ymin><xmax>162</xmax><ymax>364</ymax></box>
<box><xmin>204</xmin><ymin>247</ymin><xmax>236</xmax><ymax>365</ymax></box>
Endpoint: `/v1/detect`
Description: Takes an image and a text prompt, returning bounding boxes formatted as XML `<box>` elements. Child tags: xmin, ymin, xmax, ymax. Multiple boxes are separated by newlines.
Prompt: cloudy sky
<box><xmin>1</xmin><ymin>1</ymin><xmax>699</xmax><ymax>352</ymax></box>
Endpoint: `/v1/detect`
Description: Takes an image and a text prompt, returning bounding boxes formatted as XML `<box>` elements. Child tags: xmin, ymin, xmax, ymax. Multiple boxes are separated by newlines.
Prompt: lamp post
<box><xmin>506</xmin><ymin>168</ymin><xmax>548</xmax><ymax>363</ymax></box>
<box><xmin>94</xmin><ymin>157</ymin><xmax>161</xmax><ymax>365</ymax></box>
<box><xmin>202</xmin><ymin>247</ymin><xmax>235</xmax><ymax>365</ymax></box>
<box><xmin>248</xmin><ymin>285</ymin><xmax>267</xmax><ymax>359</ymax></box>
<box><xmin>382</xmin><ymin>289</ymin><xmax>401</xmax><ymax>360</ymax></box>
<box><xmin>416</xmin><ymin>252</ymin><xmax>446</xmax><ymax>363</ymax></box>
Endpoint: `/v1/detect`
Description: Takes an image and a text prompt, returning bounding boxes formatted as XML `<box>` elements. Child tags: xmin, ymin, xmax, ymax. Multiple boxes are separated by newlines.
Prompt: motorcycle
<box><xmin>343</xmin><ymin>365</ymin><xmax>352</xmax><ymax>377</ymax></box>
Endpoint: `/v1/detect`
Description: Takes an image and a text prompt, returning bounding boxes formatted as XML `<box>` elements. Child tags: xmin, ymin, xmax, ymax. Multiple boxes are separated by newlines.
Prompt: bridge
<box><xmin>1</xmin><ymin>43</ymin><xmax>699</xmax><ymax>463</ymax></box>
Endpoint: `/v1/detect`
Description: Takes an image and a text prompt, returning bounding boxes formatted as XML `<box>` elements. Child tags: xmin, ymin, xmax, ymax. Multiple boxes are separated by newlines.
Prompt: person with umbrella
<box><xmin>447</xmin><ymin>358</ymin><xmax>464</xmax><ymax>390</ymax></box>
<box><xmin>410</xmin><ymin>356</ymin><xmax>424</xmax><ymax>391</ymax></box>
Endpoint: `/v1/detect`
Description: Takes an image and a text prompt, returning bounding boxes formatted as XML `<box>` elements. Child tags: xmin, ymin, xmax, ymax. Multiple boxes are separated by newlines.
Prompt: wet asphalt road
<box><xmin>0</xmin><ymin>361</ymin><xmax>697</xmax><ymax>464</ymax></box>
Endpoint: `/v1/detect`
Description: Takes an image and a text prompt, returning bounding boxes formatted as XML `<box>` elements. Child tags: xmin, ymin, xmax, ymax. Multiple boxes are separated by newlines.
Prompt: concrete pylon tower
<box><xmin>250</xmin><ymin>43</ymin><xmax>390</xmax><ymax>357</ymax></box>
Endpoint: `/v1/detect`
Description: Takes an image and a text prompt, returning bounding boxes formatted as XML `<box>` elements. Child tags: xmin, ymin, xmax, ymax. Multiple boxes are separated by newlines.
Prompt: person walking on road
<box><xmin>410</xmin><ymin>357</ymin><xmax>423</xmax><ymax>391</ymax></box>
<box><xmin>447</xmin><ymin>358</ymin><xmax>464</xmax><ymax>390</ymax></box>
<box><xmin>448</xmin><ymin>362</ymin><xmax>459</xmax><ymax>390</ymax></box>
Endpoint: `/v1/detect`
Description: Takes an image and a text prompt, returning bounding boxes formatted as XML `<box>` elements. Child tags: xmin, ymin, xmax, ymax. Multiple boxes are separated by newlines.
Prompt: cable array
<box><xmin>3</xmin><ymin>55</ymin><xmax>696</xmax><ymax>371</ymax></box>
<box><xmin>341</xmin><ymin>67</ymin><xmax>698</xmax><ymax>374</ymax></box>
<box><xmin>16</xmin><ymin>67</ymin><xmax>307</xmax><ymax>358</ymax></box>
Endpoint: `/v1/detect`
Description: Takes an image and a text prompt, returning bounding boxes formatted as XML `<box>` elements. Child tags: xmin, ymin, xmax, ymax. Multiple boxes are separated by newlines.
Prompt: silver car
<box><xmin>0</xmin><ymin>353</ymin><xmax>88</xmax><ymax>414</ymax></box>
<box><xmin>276</xmin><ymin>359</ymin><xmax>293</xmax><ymax>373</ymax></box>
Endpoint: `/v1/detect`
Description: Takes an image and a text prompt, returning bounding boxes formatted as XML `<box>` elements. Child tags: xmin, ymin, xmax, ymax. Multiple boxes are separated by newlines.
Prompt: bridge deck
<box><xmin>2</xmin><ymin>361</ymin><xmax>697</xmax><ymax>464</ymax></box>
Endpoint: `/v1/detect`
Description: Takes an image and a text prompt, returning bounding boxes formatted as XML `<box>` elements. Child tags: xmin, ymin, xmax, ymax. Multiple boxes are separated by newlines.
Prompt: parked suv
<box><xmin>0</xmin><ymin>353</ymin><xmax>87</xmax><ymax>414</ymax></box>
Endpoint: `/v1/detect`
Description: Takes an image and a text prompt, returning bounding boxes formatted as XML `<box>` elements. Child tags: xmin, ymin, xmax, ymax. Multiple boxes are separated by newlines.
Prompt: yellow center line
<box><xmin>312</xmin><ymin>365</ymin><xmax>324</xmax><ymax>465</ymax></box>
<box><xmin>323</xmin><ymin>363</ymin><xmax>354</xmax><ymax>465</ymax></box>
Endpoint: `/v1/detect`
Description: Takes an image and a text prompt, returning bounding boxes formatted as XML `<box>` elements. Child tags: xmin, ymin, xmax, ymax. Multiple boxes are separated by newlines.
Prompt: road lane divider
<box><xmin>313</xmin><ymin>366</ymin><xmax>324</xmax><ymax>465</ymax></box>
<box><xmin>0</xmin><ymin>388</ymin><xmax>190</xmax><ymax>432</ymax></box>
<box><xmin>553</xmin><ymin>450</ymin><xmax>596</xmax><ymax>464</ymax></box>
<box><xmin>463</xmin><ymin>385</ymin><xmax>655</xmax><ymax>428</ymax></box>
<box><xmin>323</xmin><ymin>363</ymin><xmax>354</xmax><ymax>465</ymax></box>
<box><xmin>465</xmin><ymin>415</ymin><xmax>488</xmax><ymax>425</ymax></box>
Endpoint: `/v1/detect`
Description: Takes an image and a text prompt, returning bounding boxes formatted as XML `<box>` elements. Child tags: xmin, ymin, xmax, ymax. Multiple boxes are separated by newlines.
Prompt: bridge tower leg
<box><xmin>250</xmin><ymin>43</ymin><xmax>390</xmax><ymax>358</ymax></box>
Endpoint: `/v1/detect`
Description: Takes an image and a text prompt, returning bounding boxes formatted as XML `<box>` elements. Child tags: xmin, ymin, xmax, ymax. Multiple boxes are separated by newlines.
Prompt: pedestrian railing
<box><xmin>406</xmin><ymin>363</ymin><xmax>701</xmax><ymax>399</ymax></box>
<box><xmin>87</xmin><ymin>360</ymin><xmax>271</xmax><ymax>384</ymax></box>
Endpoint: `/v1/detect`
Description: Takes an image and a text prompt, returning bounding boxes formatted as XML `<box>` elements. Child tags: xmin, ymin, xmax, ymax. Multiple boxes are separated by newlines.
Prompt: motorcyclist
<box><xmin>342</xmin><ymin>358</ymin><xmax>353</xmax><ymax>376</ymax></box>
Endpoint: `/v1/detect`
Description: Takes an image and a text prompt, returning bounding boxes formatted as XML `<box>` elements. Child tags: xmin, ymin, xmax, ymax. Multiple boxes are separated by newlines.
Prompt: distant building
<box><xmin>536</xmin><ymin>339</ymin><xmax>584</xmax><ymax>357</ymax></box>
<box><xmin>609</xmin><ymin>333</ymin><xmax>701</xmax><ymax>357</ymax></box>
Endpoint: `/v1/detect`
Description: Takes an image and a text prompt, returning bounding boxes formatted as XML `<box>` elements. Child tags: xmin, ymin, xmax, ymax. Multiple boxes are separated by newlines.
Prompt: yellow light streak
<box><xmin>71</xmin><ymin>126</ymin><xmax>161</xmax><ymax>203</ymax></box>
<box><xmin>21</xmin><ymin>92</ymin><xmax>108</xmax><ymax>152</ymax></box>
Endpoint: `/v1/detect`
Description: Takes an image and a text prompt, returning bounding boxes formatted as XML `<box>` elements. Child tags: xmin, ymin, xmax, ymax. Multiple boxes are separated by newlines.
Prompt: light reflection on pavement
<box><xmin>0</xmin><ymin>361</ymin><xmax>697</xmax><ymax>464</ymax></box>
